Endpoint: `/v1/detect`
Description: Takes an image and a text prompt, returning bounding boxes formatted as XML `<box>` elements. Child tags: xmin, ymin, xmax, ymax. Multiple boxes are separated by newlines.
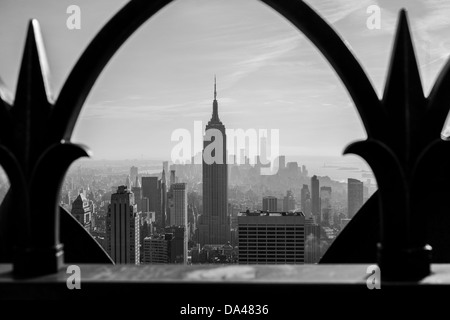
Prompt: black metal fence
<box><xmin>1</xmin><ymin>0</ymin><xmax>450</xmax><ymax>281</ymax></box>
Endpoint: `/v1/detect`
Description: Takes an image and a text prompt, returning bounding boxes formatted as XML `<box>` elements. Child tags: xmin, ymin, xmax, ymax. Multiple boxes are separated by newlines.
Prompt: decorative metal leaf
<box><xmin>11</xmin><ymin>20</ymin><xmax>53</xmax><ymax>172</ymax></box>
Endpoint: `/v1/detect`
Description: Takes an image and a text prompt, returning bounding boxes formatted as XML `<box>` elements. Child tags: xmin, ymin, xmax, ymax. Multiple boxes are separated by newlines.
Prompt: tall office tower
<box><xmin>106</xmin><ymin>186</ymin><xmax>140</xmax><ymax>264</ymax></box>
<box><xmin>140</xmin><ymin>219</ymin><xmax>151</xmax><ymax>262</ymax></box>
<box><xmin>283</xmin><ymin>190</ymin><xmax>296</xmax><ymax>212</ymax></box>
<box><xmin>363</xmin><ymin>185</ymin><xmax>369</xmax><ymax>202</ymax></box>
<box><xmin>161</xmin><ymin>168</ymin><xmax>167</xmax><ymax>229</ymax></box>
<box><xmin>286</xmin><ymin>162</ymin><xmax>299</xmax><ymax>175</ymax></box>
<box><xmin>187</xmin><ymin>205</ymin><xmax>197</xmax><ymax>241</ymax></box>
<box><xmin>130</xmin><ymin>166</ymin><xmax>138</xmax><ymax>186</ymax></box>
<box><xmin>167</xmin><ymin>185</ymin><xmax>174</xmax><ymax>226</ymax></box>
<box><xmin>142</xmin><ymin>176</ymin><xmax>162</xmax><ymax>229</ymax></box>
<box><xmin>143</xmin><ymin>233</ymin><xmax>173</xmax><ymax>264</ymax></box>
<box><xmin>131</xmin><ymin>176</ymin><xmax>142</xmax><ymax>212</ymax></box>
<box><xmin>163</xmin><ymin>161</ymin><xmax>169</xmax><ymax>185</ymax></box>
<box><xmin>262</xmin><ymin>196</ymin><xmax>277</xmax><ymax>212</ymax></box>
<box><xmin>171</xmin><ymin>183</ymin><xmax>187</xmax><ymax>227</ymax></box>
<box><xmin>170</xmin><ymin>170</ymin><xmax>176</xmax><ymax>186</ymax></box>
<box><xmin>165</xmin><ymin>226</ymin><xmax>187</xmax><ymax>264</ymax></box>
<box><xmin>311</xmin><ymin>175</ymin><xmax>321</xmax><ymax>225</ymax></box>
<box><xmin>348</xmin><ymin>178</ymin><xmax>364</xmax><ymax>219</ymax></box>
<box><xmin>276</xmin><ymin>198</ymin><xmax>284</xmax><ymax>211</ymax></box>
<box><xmin>71</xmin><ymin>193</ymin><xmax>92</xmax><ymax>231</ymax></box>
<box><xmin>166</xmin><ymin>170</ymin><xmax>174</xmax><ymax>226</ymax></box>
<box><xmin>300</xmin><ymin>184</ymin><xmax>311</xmax><ymax>217</ymax></box>
<box><xmin>302</xmin><ymin>165</ymin><xmax>308</xmax><ymax>177</ymax></box>
<box><xmin>277</xmin><ymin>155</ymin><xmax>286</xmax><ymax>171</ymax></box>
<box><xmin>304</xmin><ymin>217</ymin><xmax>321</xmax><ymax>263</ymax></box>
<box><xmin>157</xmin><ymin>178</ymin><xmax>165</xmax><ymax>230</ymax></box>
<box><xmin>125</xmin><ymin>175</ymin><xmax>131</xmax><ymax>189</ymax></box>
<box><xmin>198</xmin><ymin>77</ymin><xmax>230</xmax><ymax>246</ymax></box>
<box><xmin>238</xmin><ymin>211</ymin><xmax>305</xmax><ymax>264</ymax></box>
<box><xmin>142</xmin><ymin>197</ymin><xmax>149</xmax><ymax>213</ymax></box>
<box><xmin>320</xmin><ymin>186</ymin><xmax>332</xmax><ymax>226</ymax></box>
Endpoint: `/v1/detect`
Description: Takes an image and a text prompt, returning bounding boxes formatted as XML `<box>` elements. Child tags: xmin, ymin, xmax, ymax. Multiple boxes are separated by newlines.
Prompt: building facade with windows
<box><xmin>106</xmin><ymin>186</ymin><xmax>140</xmax><ymax>264</ymax></box>
<box><xmin>238</xmin><ymin>212</ymin><xmax>305</xmax><ymax>264</ymax></box>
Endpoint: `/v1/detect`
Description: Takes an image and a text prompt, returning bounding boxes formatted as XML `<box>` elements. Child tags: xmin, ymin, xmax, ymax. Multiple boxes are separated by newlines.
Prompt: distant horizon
<box><xmin>68</xmin><ymin>153</ymin><xmax>373</xmax><ymax>184</ymax></box>
<box><xmin>69</xmin><ymin>154</ymin><xmax>365</xmax><ymax>164</ymax></box>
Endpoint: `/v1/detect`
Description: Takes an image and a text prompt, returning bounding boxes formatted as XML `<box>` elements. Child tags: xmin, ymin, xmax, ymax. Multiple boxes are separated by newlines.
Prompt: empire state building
<box><xmin>198</xmin><ymin>77</ymin><xmax>230</xmax><ymax>246</ymax></box>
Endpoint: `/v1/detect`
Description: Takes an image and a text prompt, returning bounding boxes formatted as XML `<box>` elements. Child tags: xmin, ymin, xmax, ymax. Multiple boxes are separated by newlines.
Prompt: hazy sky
<box><xmin>1</xmin><ymin>0</ymin><xmax>450</xmax><ymax>162</ymax></box>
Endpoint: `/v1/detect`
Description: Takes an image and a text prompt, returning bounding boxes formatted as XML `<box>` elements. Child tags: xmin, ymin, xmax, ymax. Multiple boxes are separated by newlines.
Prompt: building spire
<box><xmin>211</xmin><ymin>75</ymin><xmax>220</xmax><ymax>123</ymax></box>
<box><xmin>214</xmin><ymin>75</ymin><xmax>217</xmax><ymax>101</ymax></box>
<box><xmin>135</xmin><ymin>175</ymin><xmax>140</xmax><ymax>188</ymax></box>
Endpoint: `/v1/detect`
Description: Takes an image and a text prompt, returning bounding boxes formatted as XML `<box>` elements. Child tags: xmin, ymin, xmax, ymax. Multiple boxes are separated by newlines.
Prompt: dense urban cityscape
<box><xmin>43</xmin><ymin>80</ymin><xmax>377</xmax><ymax>266</ymax></box>
<box><xmin>2</xmin><ymin>0</ymin><xmax>450</xmax><ymax>312</ymax></box>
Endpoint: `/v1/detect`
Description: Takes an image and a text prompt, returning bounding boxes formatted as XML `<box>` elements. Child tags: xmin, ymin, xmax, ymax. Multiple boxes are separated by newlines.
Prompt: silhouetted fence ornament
<box><xmin>0</xmin><ymin>0</ymin><xmax>448</xmax><ymax>281</ymax></box>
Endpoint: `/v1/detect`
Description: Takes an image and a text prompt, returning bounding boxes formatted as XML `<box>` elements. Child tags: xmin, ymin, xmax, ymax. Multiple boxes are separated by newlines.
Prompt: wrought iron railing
<box><xmin>1</xmin><ymin>0</ymin><xmax>450</xmax><ymax>282</ymax></box>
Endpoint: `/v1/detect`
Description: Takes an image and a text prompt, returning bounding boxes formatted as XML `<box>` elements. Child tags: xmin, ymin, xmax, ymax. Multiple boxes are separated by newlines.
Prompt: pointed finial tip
<box><xmin>395</xmin><ymin>8</ymin><xmax>412</xmax><ymax>36</ymax></box>
<box><xmin>214</xmin><ymin>75</ymin><xmax>217</xmax><ymax>100</ymax></box>
<box><xmin>29</xmin><ymin>19</ymin><xmax>40</xmax><ymax>30</ymax></box>
<box><xmin>399</xmin><ymin>9</ymin><xmax>408</xmax><ymax>21</ymax></box>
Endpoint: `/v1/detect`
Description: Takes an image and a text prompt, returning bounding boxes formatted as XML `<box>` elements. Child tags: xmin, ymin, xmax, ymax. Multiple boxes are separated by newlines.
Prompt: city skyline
<box><xmin>58</xmin><ymin>79</ymin><xmax>373</xmax><ymax>266</ymax></box>
<box><xmin>59</xmin><ymin>80</ymin><xmax>374</xmax><ymax>267</ymax></box>
<box><xmin>2</xmin><ymin>0</ymin><xmax>450</xmax><ymax>163</ymax></box>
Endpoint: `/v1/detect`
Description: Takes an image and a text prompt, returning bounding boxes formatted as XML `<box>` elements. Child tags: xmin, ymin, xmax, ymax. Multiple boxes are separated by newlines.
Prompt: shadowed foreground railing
<box><xmin>2</xmin><ymin>263</ymin><xmax>450</xmax><ymax>302</ymax></box>
<box><xmin>1</xmin><ymin>0</ymin><xmax>450</xmax><ymax>290</ymax></box>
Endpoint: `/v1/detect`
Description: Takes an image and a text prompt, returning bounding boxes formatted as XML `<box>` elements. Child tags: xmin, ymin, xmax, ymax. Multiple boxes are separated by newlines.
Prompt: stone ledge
<box><xmin>1</xmin><ymin>264</ymin><xmax>450</xmax><ymax>302</ymax></box>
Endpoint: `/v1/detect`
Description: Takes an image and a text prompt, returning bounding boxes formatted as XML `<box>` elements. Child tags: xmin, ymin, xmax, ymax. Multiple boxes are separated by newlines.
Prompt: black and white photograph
<box><xmin>0</xmin><ymin>0</ymin><xmax>449</xmax><ymax>314</ymax></box>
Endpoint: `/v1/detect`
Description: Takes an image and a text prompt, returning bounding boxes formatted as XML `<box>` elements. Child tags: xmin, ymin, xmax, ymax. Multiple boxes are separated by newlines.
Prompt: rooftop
<box><xmin>238</xmin><ymin>211</ymin><xmax>305</xmax><ymax>217</ymax></box>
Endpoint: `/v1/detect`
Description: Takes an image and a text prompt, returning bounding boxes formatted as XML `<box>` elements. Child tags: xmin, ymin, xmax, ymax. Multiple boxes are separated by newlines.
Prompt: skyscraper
<box><xmin>142</xmin><ymin>176</ymin><xmax>162</xmax><ymax>229</ymax></box>
<box><xmin>311</xmin><ymin>175</ymin><xmax>321</xmax><ymax>224</ymax></box>
<box><xmin>304</xmin><ymin>217</ymin><xmax>321</xmax><ymax>264</ymax></box>
<box><xmin>125</xmin><ymin>175</ymin><xmax>131</xmax><ymax>190</ymax></box>
<box><xmin>168</xmin><ymin>182</ymin><xmax>187</xmax><ymax>227</ymax></box>
<box><xmin>106</xmin><ymin>186</ymin><xmax>140</xmax><ymax>264</ymax></box>
<box><xmin>348</xmin><ymin>178</ymin><xmax>364</xmax><ymax>219</ymax></box>
<box><xmin>262</xmin><ymin>196</ymin><xmax>277</xmax><ymax>212</ymax></box>
<box><xmin>161</xmin><ymin>167</ymin><xmax>167</xmax><ymax>228</ymax></box>
<box><xmin>170</xmin><ymin>170</ymin><xmax>175</xmax><ymax>186</ymax></box>
<box><xmin>131</xmin><ymin>176</ymin><xmax>142</xmax><ymax>212</ymax></box>
<box><xmin>283</xmin><ymin>190</ymin><xmax>296</xmax><ymax>212</ymax></box>
<box><xmin>302</xmin><ymin>165</ymin><xmax>308</xmax><ymax>177</ymax></box>
<box><xmin>320</xmin><ymin>186</ymin><xmax>332</xmax><ymax>226</ymax></box>
<box><xmin>165</xmin><ymin>225</ymin><xmax>187</xmax><ymax>264</ymax></box>
<box><xmin>165</xmin><ymin>181</ymin><xmax>188</xmax><ymax>264</ymax></box>
<box><xmin>163</xmin><ymin>161</ymin><xmax>169</xmax><ymax>186</ymax></box>
<box><xmin>300</xmin><ymin>184</ymin><xmax>311</xmax><ymax>217</ymax></box>
<box><xmin>143</xmin><ymin>233</ymin><xmax>173</xmax><ymax>264</ymax></box>
<box><xmin>278</xmin><ymin>155</ymin><xmax>286</xmax><ymax>171</ymax></box>
<box><xmin>71</xmin><ymin>193</ymin><xmax>92</xmax><ymax>231</ymax></box>
<box><xmin>198</xmin><ymin>77</ymin><xmax>230</xmax><ymax>246</ymax></box>
<box><xmin>130</xmin><ymin>166</ymin><xmax>138</xmax><ymax>186</ymax></box>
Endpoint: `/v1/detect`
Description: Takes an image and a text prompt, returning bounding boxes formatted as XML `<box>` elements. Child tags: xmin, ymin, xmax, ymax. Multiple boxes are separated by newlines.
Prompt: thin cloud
<box><xmin>226</xmin><ymin>36</ymin><xmax>301</xmax><ymax>86</ymax></box>
<box><xmin>305</xmin><ymin>0</ymin><xmax>372</xmax><ymax>24</ymax></box>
